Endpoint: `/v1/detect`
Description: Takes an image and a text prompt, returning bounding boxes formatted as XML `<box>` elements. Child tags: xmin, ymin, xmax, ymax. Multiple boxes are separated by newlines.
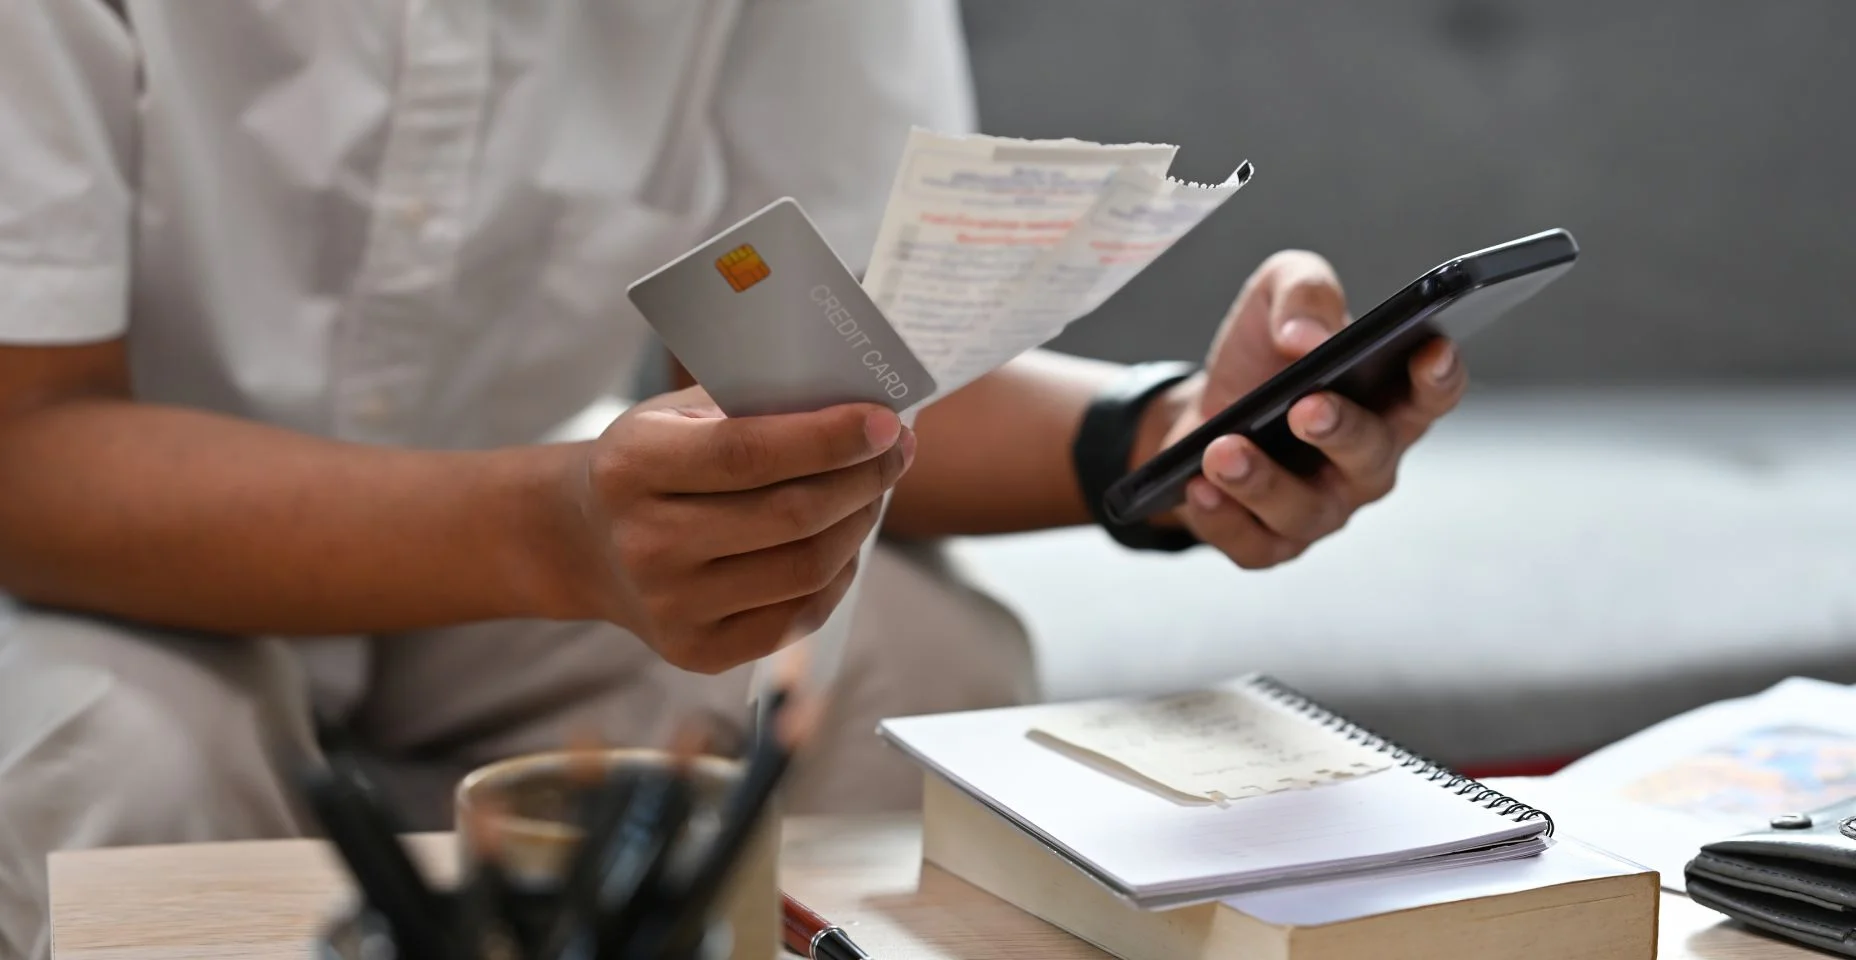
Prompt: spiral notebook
<box><xmin>878</xmin><ymin>674</ymin><xmax>1554</xmax><ymax>908</ymax></box>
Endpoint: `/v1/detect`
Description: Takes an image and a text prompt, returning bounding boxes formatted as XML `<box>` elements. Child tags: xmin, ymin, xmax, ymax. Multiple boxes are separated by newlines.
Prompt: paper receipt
<box><xmin>1028</xmin><ymin>681</ymin><xmax>1391</xmax><ymax>805</ymax></box>
<box><xmin>864</xmin><ymin>129</ymin><xmax>1252</xmax><ymax>398</ymax></box>
<box><xmin>750</xmin><ymin>129</ymin><xmax>1249</xmax><ymax>702</ymax></box>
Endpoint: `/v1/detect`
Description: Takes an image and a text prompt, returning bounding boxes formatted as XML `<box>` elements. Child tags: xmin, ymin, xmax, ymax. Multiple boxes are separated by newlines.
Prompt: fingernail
<box><xmin>1189</xmin><ymin>481</ymin><xmax>1223</xmax><ymax>512</ymax></box>
<box><xmin>1429</xmin><ymin>344</ymin><xmax>1459</xmax><ymax>384</ymax></box>
<box><xmin>1279</xmin><ymin>317</ymin><xmax>1328</xmax><ymax>351</ymax></box>
<box><xmin>864</xmin><ymin>409</ymin><xmax>901</xmax><ymax>449</ymax></box>
<box><xmin>1214</xmin><ymin>445</ymin><xmax>1252</xmax><ymax>483</ymax></box>
<box><xmin>1304</xmin><ymin>397</ymin><xmax>1340</xmax><ymax>437</ymax></box>
<box><xmin>899</xmin><ymin>428</ymin><xmax>917</xmax><ymax>471</ymax></box>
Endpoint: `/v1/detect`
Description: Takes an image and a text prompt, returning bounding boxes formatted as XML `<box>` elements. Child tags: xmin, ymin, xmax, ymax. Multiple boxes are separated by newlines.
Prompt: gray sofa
<box><xmin>945</xmin><ymin>1</ymin><xmax>1856</xmax><ymax>769</ymax></box>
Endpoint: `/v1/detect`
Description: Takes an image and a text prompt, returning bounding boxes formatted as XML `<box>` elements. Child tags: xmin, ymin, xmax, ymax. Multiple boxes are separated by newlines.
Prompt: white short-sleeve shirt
<box><xmin>0</xmin><ymin>0</ymin><xmax>976</xmax><ymax>448</ymax></box>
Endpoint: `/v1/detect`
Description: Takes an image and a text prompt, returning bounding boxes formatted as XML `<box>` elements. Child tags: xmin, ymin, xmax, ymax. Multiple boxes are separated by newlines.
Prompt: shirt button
<box><xmin>353</xmin><ymin>391</ymin><xmax>394</xmax><ymax>426</ymax></box>
<box><xmin>399</xmin><ymin>198</ymin><xmax>430</xmax><ymax>229</ymax></box>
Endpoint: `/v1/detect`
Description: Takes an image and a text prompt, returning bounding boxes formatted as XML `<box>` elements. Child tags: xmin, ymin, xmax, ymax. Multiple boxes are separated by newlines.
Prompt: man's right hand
<box><xmin>558</xmin><ymin>386</ymin><xmax>914</xmax><ymax>673</ymax></box>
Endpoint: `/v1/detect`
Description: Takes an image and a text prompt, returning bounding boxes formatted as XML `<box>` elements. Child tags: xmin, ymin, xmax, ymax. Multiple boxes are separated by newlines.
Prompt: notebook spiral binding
<box><xmin>1247</xmin><ymin>675</ymin><xmax>1554</xmax><ymax>835</ymax></box>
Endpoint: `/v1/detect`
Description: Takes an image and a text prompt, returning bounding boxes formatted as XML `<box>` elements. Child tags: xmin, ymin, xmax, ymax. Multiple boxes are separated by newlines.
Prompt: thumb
<box><xmin>1262</xmin><ymin>251</ymin><xmax>1350</xmax><ymax>358</ymax></box>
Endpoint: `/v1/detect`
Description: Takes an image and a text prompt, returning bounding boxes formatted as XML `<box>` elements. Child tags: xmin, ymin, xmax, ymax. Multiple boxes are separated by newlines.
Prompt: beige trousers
<box><xmin>0</xmin><ymin>540</ymin><xmax>1033</xmax><ymax>960</ymax></box>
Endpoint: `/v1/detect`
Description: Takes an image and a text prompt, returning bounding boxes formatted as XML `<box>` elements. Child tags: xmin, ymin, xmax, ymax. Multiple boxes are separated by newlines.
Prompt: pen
<box><xmin>538</xmin><ymin>763</ymin><xmax>639</xmax><ymax>960</ymax></box>
<box><xmin>588</xmin><ymin>729</ymin><xmax>704</xmax><ymax>956</ymax></box>
<box><xmin>459</xmin><ymin>803</ymin><xmax>521</xmax><ymax>960</ymax></box>
<box><xmin>782</xmin><ymin>893</ymin><xmax>873</xmax><ymax>960</ymax></box>
<box><xmin>646</xmin><ymin>716</ymin><xmax>791</xmax><ymax>959</ymax></box>
<box><xmin>300</xmin><ymin>757</ymin><xmax>453</xmax><ymax>960</ymax></box>
<box><xmin>638</xmin><ymin>659</ymin><xmax>819</xmax><ymax>960</ymax></box>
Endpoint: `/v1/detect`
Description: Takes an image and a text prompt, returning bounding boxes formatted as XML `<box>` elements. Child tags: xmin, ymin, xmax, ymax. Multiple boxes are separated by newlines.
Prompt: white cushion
<box><xmin>948</xmin><ymin>388</ymin><xmax>1856</xmax><ymax>764</ymax></box>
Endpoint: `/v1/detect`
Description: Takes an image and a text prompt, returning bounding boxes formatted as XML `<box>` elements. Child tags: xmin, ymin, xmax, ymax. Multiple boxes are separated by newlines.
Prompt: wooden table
<box><xmin>48</xmin><ymin>816</ymin><xmax>1809</xmax><ymax>960</ymax></box>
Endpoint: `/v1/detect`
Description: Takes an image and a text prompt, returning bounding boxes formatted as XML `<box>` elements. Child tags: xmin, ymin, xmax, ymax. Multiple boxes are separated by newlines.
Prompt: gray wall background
<box><xmin>959</xmin><ymin>1</ymin><xmax>1856</xmax><ymax>385</ymax></box>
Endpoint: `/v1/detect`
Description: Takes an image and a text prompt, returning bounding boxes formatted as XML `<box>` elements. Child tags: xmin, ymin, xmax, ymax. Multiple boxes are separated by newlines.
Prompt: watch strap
<box><xmin>1073</xmin><ymin>361</ymin><xmax>1201</xmax><ymax>553</ymax></box>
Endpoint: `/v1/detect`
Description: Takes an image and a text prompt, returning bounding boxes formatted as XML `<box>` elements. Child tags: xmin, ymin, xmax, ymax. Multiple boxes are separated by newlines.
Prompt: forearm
<box><xmin>885</xmin><ymin>350</ymin><xmax>1192</xmax><ymax>538</ymax></box>
<box><xmin>0</xmin><ymin>399</ymin><xmax>582</xmax><ymax>636</ymax></box>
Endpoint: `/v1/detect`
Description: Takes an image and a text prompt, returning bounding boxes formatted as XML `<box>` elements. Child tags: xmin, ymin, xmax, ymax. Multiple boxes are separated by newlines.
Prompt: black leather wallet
<box><xmin>1684</xmin><ymin>796</ymin><xmax>1856</xmax><ymax>956</ymax></box>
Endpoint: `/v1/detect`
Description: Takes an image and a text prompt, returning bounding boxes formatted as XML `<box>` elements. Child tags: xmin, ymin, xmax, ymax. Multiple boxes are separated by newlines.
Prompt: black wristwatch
<box><xmin>1072</xmin><ymin>361</ymin><xmax>1202</xmax><ymax>553</ymax></box>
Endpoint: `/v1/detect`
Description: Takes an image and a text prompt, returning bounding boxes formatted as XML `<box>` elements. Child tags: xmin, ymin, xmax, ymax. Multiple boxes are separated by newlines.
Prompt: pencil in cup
<box><xmin>453</xmin><ymin>747</ymin><xmax>783</xmax><ymax>960</ymax></box>
<box><xmin>309</xmin><ymin>657</ymin><xmax>819</xmax><ymax>959</ymax></box>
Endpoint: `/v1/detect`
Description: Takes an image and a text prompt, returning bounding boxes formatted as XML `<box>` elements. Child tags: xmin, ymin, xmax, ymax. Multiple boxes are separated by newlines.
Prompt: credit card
<box><xmin>627</xmin><ymin>197</ymin><xmax>937</xmax><ymax>417</ymax></box>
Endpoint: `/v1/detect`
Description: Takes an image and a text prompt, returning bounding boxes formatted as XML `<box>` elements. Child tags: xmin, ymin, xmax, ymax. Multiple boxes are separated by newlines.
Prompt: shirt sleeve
<box><xmin>706</xmin><ymin>0</ymin><xmax>978</xmax><ymax>274</ymax></box>
<box><xmin>0</xmin><ymin>0</ymin><xmax>138</xmax><ymax>344</ymax></box>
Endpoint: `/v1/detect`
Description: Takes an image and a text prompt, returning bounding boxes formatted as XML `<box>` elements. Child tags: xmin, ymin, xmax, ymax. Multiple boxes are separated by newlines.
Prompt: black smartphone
<box><xmin>1102</xmin><ymin>228</ymin><xmax>1579</xmax><ymax>525</ymax></box>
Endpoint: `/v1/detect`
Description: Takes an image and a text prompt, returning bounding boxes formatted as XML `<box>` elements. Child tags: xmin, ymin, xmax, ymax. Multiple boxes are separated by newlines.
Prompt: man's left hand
<box><xmin>1137</xmin><ymin>250</ymin><xmax>1468</xmax><ymax>569</ymax></box>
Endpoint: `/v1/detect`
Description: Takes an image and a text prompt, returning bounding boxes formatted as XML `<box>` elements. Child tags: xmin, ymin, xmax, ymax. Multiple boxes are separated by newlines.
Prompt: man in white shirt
<box><xmin>0</xmin><ymin>3</ymin><xmax>1467</xmax><ymax>955</ymax></box>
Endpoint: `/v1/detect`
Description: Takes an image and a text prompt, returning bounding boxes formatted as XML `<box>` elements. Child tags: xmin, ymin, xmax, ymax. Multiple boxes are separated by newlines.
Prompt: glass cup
<box><xmin>453</xmin><ymin>747</ymin><xmax>779</xmax><ymax>960</ymax></box>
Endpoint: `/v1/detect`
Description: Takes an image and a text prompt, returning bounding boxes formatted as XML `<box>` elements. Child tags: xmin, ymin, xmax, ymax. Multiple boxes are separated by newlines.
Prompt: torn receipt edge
<box><xmin>750</xmin><ymin>128</ymin><xmax>1251</xmax><ymax>700</ymax></box>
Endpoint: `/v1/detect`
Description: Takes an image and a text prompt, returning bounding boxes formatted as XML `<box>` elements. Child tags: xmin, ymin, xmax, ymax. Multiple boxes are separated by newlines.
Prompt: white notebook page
<box><xmin>881</xmin><ymin>693</ymin><xmax>1546</xmax><ymax>902</ymax></box>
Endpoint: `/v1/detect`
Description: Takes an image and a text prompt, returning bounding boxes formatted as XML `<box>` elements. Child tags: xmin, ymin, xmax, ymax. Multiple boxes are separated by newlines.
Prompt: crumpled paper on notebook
<box><xmin>1028</xmin><ymin>679</ymin><xmax>1391</xmax><ymax>805</ymax></box>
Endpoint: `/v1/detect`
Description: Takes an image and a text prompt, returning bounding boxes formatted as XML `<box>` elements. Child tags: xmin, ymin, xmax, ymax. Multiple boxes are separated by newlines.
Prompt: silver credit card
<box><xmin>627</xmin><ymin>197</ymin><xmax>937</xmax><ymax>417</ymax></box>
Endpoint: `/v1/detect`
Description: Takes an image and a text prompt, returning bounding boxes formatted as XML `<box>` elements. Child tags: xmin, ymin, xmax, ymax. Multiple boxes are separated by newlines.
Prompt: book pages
<box><xmin>1498</xmin><ymin>676</ymin><xmax>1856</xmax><ymax>891</ymax></box>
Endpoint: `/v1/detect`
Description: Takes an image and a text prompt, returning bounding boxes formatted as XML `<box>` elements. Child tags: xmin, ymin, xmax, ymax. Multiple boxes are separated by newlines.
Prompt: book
<box><xmin>921</xmin><ymin>775</ymin><xmax>1659</xmax><ymax>960</ymax></box>
<box><xmin>1485</xmin><ymin>676</ymin><xmax>1856</xmax><ymax>891</ymax></box>
<box><xmin>878</xmin><ymin>674</ymin><xmax>1555</xmax><ymax>906</ymax></box>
